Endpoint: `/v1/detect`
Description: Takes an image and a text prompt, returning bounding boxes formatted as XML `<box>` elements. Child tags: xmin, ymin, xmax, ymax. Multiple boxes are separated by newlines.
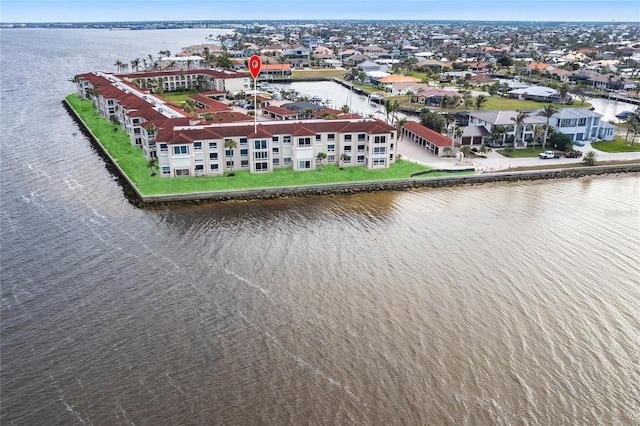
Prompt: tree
<box><xmin>510</xmin><ymin>110</ymin><xmax>529</xmax><ymax>147</ymax></box>
<box><xmin>460</xmin><ymin>145</ymin><xmax>472</xmax><ymax>159</ymax></box>
<box><xmin>224</xmin><ymin>138</ymin><xmax>238</xmax><ymax>175</ymax></box>
<box><xmin>419</xmin><ymin>108</ymin><xmax>446</xmax><ymax>133</ymax></box>
<box><xmin>537</xmin><ymin>104</ymin><xmax>559</xmax><ymax>150</ymax></box>
<box><xmin>114</xmin><ymin>59</ymin><xmax>124</xmax><ymax>73</ymax></box>
<box><xmin>496</xmin><ymin>54</ymin><xmax>514</xmax><ymax>68</ymax></box>
<box><xmin>316</xmin><ymin>152</ymin><xmax>327</xmax><ymax>170</ymax></box>
<box><xmin>549</xmin><ymin>132</ymin><xmax>573</xmax><ymax>151</ymax></box>
<box><xmin>341</xmin><ymin>104</ymin><xmax>350</xmax><ymax>114</ymax></box>
<box><xmin>624</xmin><ymin>115</ymin><xmax>639</xmax><ymax>145</ymax></box>
<box><xmin>147</xmin><ymin>158</ymin><xmax>157</xmax><ymax>176</ymax></box>
<box><xmin>474</xmin><ymin>94</ymin><xmax>488</xmax><ymax>110</ymax></box>
<box><xmin>385</xmin><ymin>100</ymin><xmax>400</xmax><ymax>126</ymax></box>
<box><xmin>558</xmin><ymin>83</ymin><xmax>571</xmax><ymax>104</ymax></box>
<box><xmin>131</xmin><ymin>58</ymin><xmax>141</xmax><ymax>72</ymax></box>
<box><xmin>582</xmin><ymin>150</ymin><xmax>597</xmax><ymax>166</ymax></box>
<box><xmin>489</xmin><ymin>125</ymin><xmax>508</xmax><ymax>146</ymax></box>
<box><xmin>442</xmin><ymin>146</ymin><xmax>453</xmax><ymax>157</ymax></box>
<box><xmin>339</xmin><ymin>153</ymin><xmax>350</xmax><ymax>169</ymax></box>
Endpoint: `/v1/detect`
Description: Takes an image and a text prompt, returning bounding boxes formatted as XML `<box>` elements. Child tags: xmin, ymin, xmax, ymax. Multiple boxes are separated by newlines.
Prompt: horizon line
<box><xmin>3</xmin><ymin>18</ymin><xmax>638</xmax><ymax>24</ymax></box>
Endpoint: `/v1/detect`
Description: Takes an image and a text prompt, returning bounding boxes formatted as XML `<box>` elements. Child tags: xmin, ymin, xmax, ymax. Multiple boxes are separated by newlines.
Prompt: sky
<box><xmin>1</xmin><ymin>0</ymin><xmax>639</xmax><ymax>23</ymax></box>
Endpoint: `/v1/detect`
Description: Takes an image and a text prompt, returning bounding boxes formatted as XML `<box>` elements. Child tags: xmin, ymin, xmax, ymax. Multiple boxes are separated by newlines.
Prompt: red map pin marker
<box><xmin>249</xmin><ymin>55</ymin><xmax>261</xmax><ymax>79</ymax></box>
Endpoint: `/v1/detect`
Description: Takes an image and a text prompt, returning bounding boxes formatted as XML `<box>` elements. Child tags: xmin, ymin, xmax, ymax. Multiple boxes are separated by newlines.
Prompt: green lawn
<box><xmin>496</xmin><ymin>147</ymin><xmax>549</xmax><ymax>158</ymax></box>
<box><xmin>162</xmin><ymin>91</ymin><xmax>199</xmax><ymax>104</ymax></box>
<box><xmin>66</xmin><ymin>94</ymin><xmax>471</xmax><ymax>196</ymax></box>
<box><xmin>592</xmin><ymin>137</ymin><xmax>640</xmax><ymax>153</ymax></box>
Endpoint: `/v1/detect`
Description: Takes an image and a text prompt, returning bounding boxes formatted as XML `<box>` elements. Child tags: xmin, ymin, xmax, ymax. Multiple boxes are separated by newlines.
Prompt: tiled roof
<box><xmin>403</xmin><ymin>121</ymin><xmax>453</xmax><ymax>148</ymax></box>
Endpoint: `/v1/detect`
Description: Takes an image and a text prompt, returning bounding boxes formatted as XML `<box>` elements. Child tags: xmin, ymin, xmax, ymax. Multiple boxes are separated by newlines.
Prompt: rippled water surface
<box><xmin>1</xmin><ymin>29</ymin><xmax>640</xmax><ymax>425</ymax></box>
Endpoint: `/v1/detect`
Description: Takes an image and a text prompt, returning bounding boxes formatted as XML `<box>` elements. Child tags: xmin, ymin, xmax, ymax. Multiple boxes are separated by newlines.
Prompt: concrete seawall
<box><xmin>64</xmin><ymin>99</ymin><xmax>640</xmax><ymax>208</ymax></box>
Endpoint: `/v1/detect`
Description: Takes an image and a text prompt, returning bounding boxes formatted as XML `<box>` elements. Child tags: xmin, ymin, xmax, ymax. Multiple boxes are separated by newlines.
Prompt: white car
<box><xmin>539</xmin><ymin>150</ymin><xmax>557</xmax><ymax>159</ymax></box>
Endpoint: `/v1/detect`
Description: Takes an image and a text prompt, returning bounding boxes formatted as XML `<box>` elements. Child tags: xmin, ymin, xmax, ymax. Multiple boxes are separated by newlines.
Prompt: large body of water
<box><xmin>1</xmin><ymin>28</ymin><xmax>639</xmax><ymax>425</ymax></box>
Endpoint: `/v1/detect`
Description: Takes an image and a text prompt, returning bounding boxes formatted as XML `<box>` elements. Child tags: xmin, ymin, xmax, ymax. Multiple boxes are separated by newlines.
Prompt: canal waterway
<box><xmin>1</xmin><ymin>28</ymin><xmax>639</xmax><ymax>425</ymax></box>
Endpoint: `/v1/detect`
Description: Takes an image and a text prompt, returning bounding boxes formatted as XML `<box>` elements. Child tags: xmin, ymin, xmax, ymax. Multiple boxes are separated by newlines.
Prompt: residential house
<box><xmin>456</xmin><ymin>110</ymin><xmax>546</xmax><ymax>147</ymax></box>
<box><xmin>548</xmin><ymin>107</ymin><xmax>614</xmax><ymax>142</ymax></box>
<box><xmin>411</xmin><ymin>88</ymin><xmax>463</xmax><ymax>107</ymax></box>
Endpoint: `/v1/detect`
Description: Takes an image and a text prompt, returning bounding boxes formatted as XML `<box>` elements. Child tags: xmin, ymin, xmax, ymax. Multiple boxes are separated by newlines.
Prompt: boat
<box><xmin>615</xmin><ymin>111</ymin><xmax>636</xmax><ymax>120</ymax></box>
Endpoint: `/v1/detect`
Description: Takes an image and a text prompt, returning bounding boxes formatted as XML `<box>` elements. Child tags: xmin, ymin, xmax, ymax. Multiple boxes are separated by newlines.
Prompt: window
<box><xmin>254</xmin><ymin>151</ymin><xmax>268</xmax><ymax>160</ymax></box>
<box><xmin>162</xmin><ymin>166</ymin><xmax>170</xmax><ymax>175</ymax></box>
<box><xmin>272</xmin><ymin>136</ymin><xmax>279</xmax><ymax>142</ymax></box>
<box><xmin>283</xmin><ymin>136</ymin><xmax>291</xmax><ymax>144</ymax></box>
<box><xmin>159</xmin><ymin>143</ymin><xmax>168</xmax><ymax>152</ymax></box>
<box><xmin>272</xmin><ymin>147</ymin><xmax>279</xmax><ymax>154</ymax></box>
<box><xmin>357</xmin><ymin>155</ymin><xmax>365</xmax><ymax>163</ymax></box>
<box><xmin>374</xmin><ymin>136</ymin><xmax>386</xmax><ymax>144</ymax></box>
<box><xmin>273</xmin><ymin>158</ymin><xmax>280</xmax><ymax>165</ymax></box>
<box><xmin>390</xmin><ymin>143</ymin><xmax>394</xmax><ymax>150</ymax></box>
<box><xmin>344</xmin><ymin>134</ymin><xmax>352</xmax><ymax>141</ymax></box>
<box><xmin>578</xmin><ymin>118</ymin><xmax>587</xmax><ymax>126</ymax></box>
<box><xmin>194</xmin><ymin>142</ymin><xmax>202</xmax><ymax>150</ymax></box>
<box><xmin>344</xmin><ymin>145</ymin><xmax>352</xmax><ymax>152</ymax></box>
<box><xmin>299</xmin><ymin>160</ymin><xmax>311</xmax><ymax>169</ymax></box>
<box><xmin>239</xmin><ymin>137</ymin><xmax>247</xmax><ymax>145</ymax></box>
<box><xmin>327</xmin><ymin>144</ymin><xmax>335</xmax><ymax>152</ymax></box>
<box><xmin>175</xmin><ymin>169</ymin><xmax>190</xmax><ymax>176</ymax></box>
<box><xmin>209</xmin><ymin>152</ymin><xmax>218</xmax><ymax>160</ymax></box>
<box><xmin>240</xmin><ymin>149</ymin><xmax>248</xmax><ymax>157</ymax></box>
<box><xmin>225</xmin><ymin>149</ymin><xmax>234</xmax><ymax>157</ymax></box>
<box><xmin>327</xmin><ymin>155</ymin><xmax>335</xmax><ymax>163</ymax></box>
<box><xmin>173</xmin><ymin>146</ymin><xmax>188</xmax><ymax>155</ymax></box>
<box><xmin>208</xmin><ymin>142</ymin><xmax>217</xmax><ymax>149</ymax></box>
<box><xmin>226</xmin><ymin>160</ymin><xmax>234</xmax><ymax>168</ymax></box>
<box><xmin>373</xmin><ymin>158</ymin><xmax>386</xmax><ymax>166</ymax></box>
<box><xmin>195</xmin><ymin>164</ymin><xmax>204</xmax><ymax>171</ymax></box>
<box><xmin>210</xmin><ymin>164</ymin><xmax>219</xmax><ymax>171</ymax></box>
<box><xmin>298</xmin><ymin>137</ymin><xmax>311</xmax><ymax>147</ymax></box>
<box><xmin>328</xmin><ymin>133</ymin><xmax>335</xmax><ymax>141</ymax></box>
<box><xmin>358</xmin><ymin>145</ymin><xmax>365</xmax><ymax>152</ymax></box>
<box><xmin>316</xmin><ymin>134</ymin><xmax>321</xmax><ymax>141</ymax></box>
<box><xmin>256</xmin><ymin>162</ymin><xmax>268</xmax><ymax>171</ymax></box>
<box><xmin>254</xmin><ymin>140</ymin><xmax>267</xmax><ymax>149</ymax></box>
<box><xmin>284</xmin><ymin>157</ymin><xmax>292</xmax><ymax>165</ymax></box>
<box><xmin>358</xmin><ymin>134</ymin><xmax>366</xmax><ymax>141</ymax></box>
<box><xmin>374</xmin><ymin>147</ymin><xmax>386</xmax><ymax>155</ymax></box>
<box><xmin>241</xmin><ymin>160</ymin><xmax>249</xmax><ymax>167</ymax></box>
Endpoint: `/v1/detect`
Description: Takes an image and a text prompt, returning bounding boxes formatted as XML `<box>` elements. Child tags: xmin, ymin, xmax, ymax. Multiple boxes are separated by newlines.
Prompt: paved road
<box><xmin>397</xmin><ymin>135</ymin><xmax>640</xmax><ymax>172</ymax></box>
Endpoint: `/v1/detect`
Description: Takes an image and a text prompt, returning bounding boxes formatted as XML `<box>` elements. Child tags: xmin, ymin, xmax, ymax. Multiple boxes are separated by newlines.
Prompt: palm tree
<box><xmin>147</xmin><ymin>158</ymin><xmax>157</xmax><ymax>176</ymax></box>
<box><xmin>474</xmin><ymin>94</ymin><xmax>488</xmax><ymax>110</ymax></box>
<box><xmin>316</xmin><ymin>152</ymin><xmax>327</xmax><ymax>170</ymax></box>
<box><xmin>537</xmin><ymin>104</ymin><xmax>559</xmax><ymax>150</ymax></box>
<box><xmin>341</xmin><ymin>105</ymin><xmax>350</xmax><ymax>114</ymax></box>
<box><xmin>510</xmin><ymin>110</ymin><xmax>529</xmax><ymax>147</ymax></box>
<box><xmin>339</xmin><ymin>153</ymin><xmax>350</xmax><ymax>169</ymax></box>
<box><xmin>385</xmin><ymin>100</ymin><xmax>400</xmax><ymax>126</ymax></box>
<box><xmin>582</xmin><ymin>150</ymin><xmax>597</xmax><ymax>166</ymax></box>
<box><xmin>558</xmin><ymin>83</ymin><xmax>571</xmax><ymax>104</ymax></box>
<box><xmin>489</xmin><ymin>125</ymin><xmax>508</xmax><ymax>146</ymax></box>
<box><xmin>131</xmin><ymin>58</ymin><xmax>141</xmax><ymax>72</ymax></box>
<box><xmin>224</xmin><ymin>138</ymin><xmax>238</xmax><ymax>175</ymax></box>
<box><xmin>114</xmin><ymin>59</ymin><xmax>123</xmax><ymax>73</ymax></box>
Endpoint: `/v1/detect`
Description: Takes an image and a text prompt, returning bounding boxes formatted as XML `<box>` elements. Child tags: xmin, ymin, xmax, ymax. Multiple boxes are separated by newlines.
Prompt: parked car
<box><xmin>539</xmin><ymin>150</ymin><xmax>557</xmax><ymax>159</ymax></box>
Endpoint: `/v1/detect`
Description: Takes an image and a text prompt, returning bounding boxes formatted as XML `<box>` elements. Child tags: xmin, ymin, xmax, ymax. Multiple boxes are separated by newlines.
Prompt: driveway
<box><xmin>397</xmin><ymin>135</ymin><xmax>640</xmax><ymax>172</ymax></box>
